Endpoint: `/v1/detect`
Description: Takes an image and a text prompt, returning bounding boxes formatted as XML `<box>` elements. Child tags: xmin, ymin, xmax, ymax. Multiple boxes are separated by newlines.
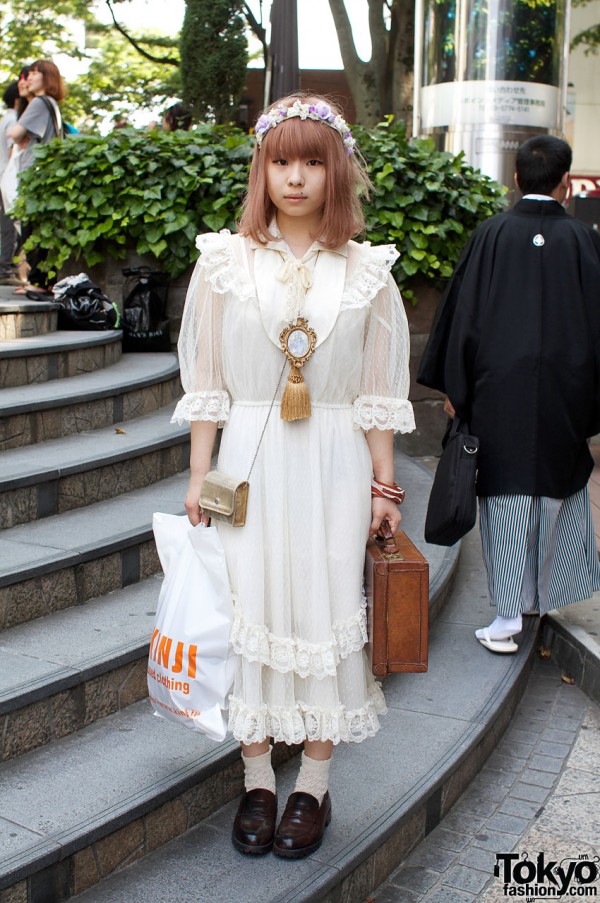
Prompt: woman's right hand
<box><xmin>185</xmin><ymin>476</ymin><xmax>210</xmax><ymax>526</ymax></box>
<box><xmin>443</xmin><ymin>396</ymin><xmax>456</xmax><ymax>418</ymax></box>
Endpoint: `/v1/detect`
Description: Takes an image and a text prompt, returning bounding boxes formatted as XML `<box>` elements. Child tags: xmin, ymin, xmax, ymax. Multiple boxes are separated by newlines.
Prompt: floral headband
<box><xmin>255</xmin><ymin>99</ymin><xmax>356</xmax><ymax>156</ymax></box>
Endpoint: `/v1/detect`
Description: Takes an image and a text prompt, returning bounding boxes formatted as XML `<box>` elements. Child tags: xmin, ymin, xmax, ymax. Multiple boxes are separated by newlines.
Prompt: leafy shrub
<box><xmin>15</xmin><ymin>124</ymin><xmax>252</xmax><ymax>279</ymax></box>
<box><xmin>15</xmin><ymin>119</ymin><xmax>506</xmax><ymax>293</ymax></box>
<box><xmin>355</xmin><ymin>119</ymin><xmax>507</xmax><ymax>299</ymax></box>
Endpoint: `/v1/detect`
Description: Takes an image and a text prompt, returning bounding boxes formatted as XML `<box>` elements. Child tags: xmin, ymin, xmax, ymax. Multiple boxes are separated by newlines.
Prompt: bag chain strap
<box><xmin>246</xmin><ymin>358</ymin><xmax>287</xmax><ymax>482</ymax></box>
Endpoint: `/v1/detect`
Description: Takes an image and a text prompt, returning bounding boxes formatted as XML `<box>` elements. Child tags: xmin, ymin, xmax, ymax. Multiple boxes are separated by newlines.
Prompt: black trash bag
<box><xmin>121</xmin><ymin>266</ymin><xmax>171</xmax><ymax>352</ymax></box>
<box><xmin>52</xmin><ymin>274</ymin><xmax>120</xmax><ymax>331</ymax></box>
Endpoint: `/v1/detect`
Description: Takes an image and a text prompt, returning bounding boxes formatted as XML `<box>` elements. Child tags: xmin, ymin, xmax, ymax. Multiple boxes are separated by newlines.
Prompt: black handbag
<box><xmin>121</xmin><ymin>266</ymin><xmax>171</xmax><ymax>352</ymax></box>
<box><xmin>424</xmin><ymin>417</ymin><xmax>479</xmax><ymax>546</ymax></box>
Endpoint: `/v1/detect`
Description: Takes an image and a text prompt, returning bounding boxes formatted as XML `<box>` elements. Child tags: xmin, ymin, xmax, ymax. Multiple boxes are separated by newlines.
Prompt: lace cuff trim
<box><xmin>352</xmin><ymin>396</ymin><xmax>416</xmax><ymax>433</ymax></box>
<box><xmin>171</xmin><ymin>391</ymin><xmax>230</xmax><ymax>425</ymax></box>
<box><xmin>341</xmin><ymin>244</ymin><xmax>399</xmax><ymax>310</ymax></box>
<box><xmin>228</xmin><ymin>684</ymin><xmax>387</xmax><ymax>745</ymax></box>
<box><xmin>196</xmin><ymin>231</ymin><xmax>255</xmax><ymax>303</ymax></box>
<box><xmin>231</xmin><ymin>600</ymin><xmax>368</xmax><ymax>680</ymax></box>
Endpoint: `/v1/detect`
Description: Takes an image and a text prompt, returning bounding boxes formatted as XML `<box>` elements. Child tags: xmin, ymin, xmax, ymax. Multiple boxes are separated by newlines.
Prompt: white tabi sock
<box><xmin>242</xmin><ymin>747</ymin><xmax>276</xmax><ymax>795</ymax></box>
<box><xmin>293</xmin><ymin>752</ymin><xmax>331</xmax><ymax>804</ymax></box>
<box><xmin>476</xmin><ymin>615</ymin><xmax>523</xmax><ymax>641</ymax></box>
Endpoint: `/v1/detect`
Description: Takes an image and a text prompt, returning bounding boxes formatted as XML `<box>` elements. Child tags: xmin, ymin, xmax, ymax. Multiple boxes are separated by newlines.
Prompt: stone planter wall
<box><xmin>61</xmin><ymin>255</ymin><xmax>447</xmax><ymax>457</ymax></box>
<box><xmin>397</xmin><ymin>278</ymin><xmax>447</xmax><ymax>458</ymax></box>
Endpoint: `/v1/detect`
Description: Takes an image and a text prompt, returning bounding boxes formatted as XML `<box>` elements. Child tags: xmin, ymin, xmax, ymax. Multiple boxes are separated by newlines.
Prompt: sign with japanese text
<box><xmin>421</xmin><ymin>80</ymin><xmax>560</xmax><ymax>129</ymax></box>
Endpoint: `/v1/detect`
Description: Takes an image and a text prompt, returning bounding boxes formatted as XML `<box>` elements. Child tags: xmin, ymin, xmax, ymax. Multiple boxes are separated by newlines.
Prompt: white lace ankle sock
<box><xmin>293</xmin><ymin>752</ymin><xmax>331</xmax><ymax>804</ymax></box>
<box><xmin>242</xmin><ymin>747</ymin><xmax>276</xmax><ymax>795</ymax></box>
<box><xmin>485</xmin><ymin>615</ymin><xmax>523</xmax><ymax>640</ymax></box>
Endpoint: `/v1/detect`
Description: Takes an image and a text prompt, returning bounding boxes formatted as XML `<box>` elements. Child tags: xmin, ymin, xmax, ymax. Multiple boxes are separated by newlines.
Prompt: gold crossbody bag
<box><xmin>199</xmin><ymin>361</ymin><xmax>286</xmax><ymax>527</ymax></box>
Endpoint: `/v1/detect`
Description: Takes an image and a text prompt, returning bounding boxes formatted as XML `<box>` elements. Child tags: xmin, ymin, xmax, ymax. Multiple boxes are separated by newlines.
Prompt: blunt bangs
<box><xmin>262</xmin><ymin>116</ymin><xmax>338</xmax><ymax>165</ymax></box>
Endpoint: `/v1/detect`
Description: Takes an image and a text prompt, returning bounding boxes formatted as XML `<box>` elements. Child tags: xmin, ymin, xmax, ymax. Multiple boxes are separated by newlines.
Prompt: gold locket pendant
<box><xmin>279</xmin><ymin>317</ymin><xmax>317</xmax><ymax>421</ymax></box>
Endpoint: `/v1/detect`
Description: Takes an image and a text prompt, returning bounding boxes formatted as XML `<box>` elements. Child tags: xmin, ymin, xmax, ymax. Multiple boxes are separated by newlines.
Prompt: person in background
<box><xmin>417</xmin><ymin>135</ymin><xmax>600</xmax><ymax>655</ymax></box>
<box><xmin>8</xmin><ymin>59</ymin><xmax>66</xmax><ymax>293</ymax></box>
<box><xmin>162</xmin><ymin>102</ymin><xmax>192</xmax><ymax>132</ymax></box>
<box><xmin>0</xmin><ymin>81</ymin><xmax>22</xmax><ymax>286</ymax></box>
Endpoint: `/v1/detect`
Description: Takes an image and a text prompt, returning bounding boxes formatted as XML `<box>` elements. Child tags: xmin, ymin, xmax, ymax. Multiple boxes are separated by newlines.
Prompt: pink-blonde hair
<box><xmin>238</xmin><ymin>94</ymin><xmax>370</xmax><ymax>249</ymax></box>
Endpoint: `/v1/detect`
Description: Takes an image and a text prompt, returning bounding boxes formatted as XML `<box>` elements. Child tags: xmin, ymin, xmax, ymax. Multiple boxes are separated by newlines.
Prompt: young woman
<box><xmin>7</xmin><ymin>59</ymin><xmax>65</xmax><ymax>293</ymax></box>
<box><xmin>173</xmin><ymin>94</ymin><xmax>415</xmax><ymax>858</ymax></box>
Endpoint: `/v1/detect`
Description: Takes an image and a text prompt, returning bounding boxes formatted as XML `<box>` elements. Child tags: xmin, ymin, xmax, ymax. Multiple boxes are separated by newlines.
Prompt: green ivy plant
<box><xmin>354</xmin><ymin>119</ymin><xmax>507</xmax><ymax>299</ymax></box>
<box><xmin>15</xmin><ymin>118</ymin><xmax>506</xmax><ymax>294</ymax></box>
<box><xmin>15</xmin><ymin>124</ymin><xmax>252</xmax><ymax>279</ymax></box>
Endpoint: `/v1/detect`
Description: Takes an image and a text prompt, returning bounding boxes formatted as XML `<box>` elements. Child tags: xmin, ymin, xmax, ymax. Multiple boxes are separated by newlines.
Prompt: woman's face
<box><xmin>26</xmin><ymin>69</ymin><xmax>45</xmax><ymax>96</ymax></box>
<box><xmin>18</xmin><ymin>76</ymin><xmax>32</xmax><ymax>99</ymax></box>
<box><xmin>265</xmin><ymin>155</ymin><xmax>327</xmax><ymax>225</ymax></box>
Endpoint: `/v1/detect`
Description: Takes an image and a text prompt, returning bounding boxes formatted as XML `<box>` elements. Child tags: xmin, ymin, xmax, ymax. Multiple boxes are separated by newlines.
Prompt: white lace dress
<box><xmin>173</xmin><ymin>229</ymin><xmax>415</xmax><ymax>745</ymax></box>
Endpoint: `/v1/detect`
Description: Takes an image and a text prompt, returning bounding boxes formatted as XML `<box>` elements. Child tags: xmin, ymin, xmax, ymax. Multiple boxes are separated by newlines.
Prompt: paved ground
<box><xmin>372</xmin><ymin>654</ymin><xmax>600</xmax><ymax>902</ymax></box>
<box><xmin>372</xmin><ymin>451</ymin><xmax>600</xmax><ymax>902</ymax></box>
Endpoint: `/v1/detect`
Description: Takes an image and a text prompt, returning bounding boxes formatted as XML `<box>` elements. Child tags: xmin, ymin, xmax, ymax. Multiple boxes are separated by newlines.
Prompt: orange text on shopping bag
<box><xmin>149</xmin><ymin>628</ymin><xmax>198</xmax><ymax>678</ymax></box>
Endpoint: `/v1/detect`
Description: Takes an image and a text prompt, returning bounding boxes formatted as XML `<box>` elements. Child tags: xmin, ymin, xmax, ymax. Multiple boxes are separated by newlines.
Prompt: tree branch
<box><xmin>329</xmin><ymin>0</ymin><xmax>384</xmax><ymax>125</ymax></box>
<box><xmin>105</xmin><ymin>0</ymin><xmax>179</xmax><ymax>66</ymax></box>
<box><xmin>241</xmin><ymin>0</ymin><xmax>268</xmax><ymax>68</ymax></box>
<box><xmin>368</xmin><ymin>0</ymin><xmax>388</xmax><ymax>102</ymax></box>
<box><xmin>571</xmin><ymin>23</ymin><xmax>600</xmax><ymax>53</ymax></box>
<box><xmin>328</xmin><ymin>0</ymin><xmax>361</xmax><ymax>68</ymax></box>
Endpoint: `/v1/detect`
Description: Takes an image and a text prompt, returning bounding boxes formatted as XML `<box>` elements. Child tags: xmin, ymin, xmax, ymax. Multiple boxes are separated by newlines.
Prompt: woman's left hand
<box><xmin>370</xmin><ymin>497</ymin><xmax>402</xmax><ymax>536</ymax></box>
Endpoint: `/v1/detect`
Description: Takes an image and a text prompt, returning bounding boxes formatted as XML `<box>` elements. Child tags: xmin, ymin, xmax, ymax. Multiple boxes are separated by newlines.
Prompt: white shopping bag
<box><xmin>148</xmin><ymin>513</ymin><xmax>236</xmax><ymax>742</ymax></box>
<box><xmin>1</xmin><ymin>147</ymin><xmax>22</xmax><ymax>213</ymax></box>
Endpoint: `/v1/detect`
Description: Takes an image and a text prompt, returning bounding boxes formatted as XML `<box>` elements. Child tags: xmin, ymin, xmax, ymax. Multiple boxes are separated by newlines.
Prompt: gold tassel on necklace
<box><xmin>279</xmin><ymin>318</ymin><xmax>317</xmax><ymax>422</ymax></box>
<box><xmin>281</xmin><ymin>363</ymin><xmax>311</xmax><ymax>421</ymax></box>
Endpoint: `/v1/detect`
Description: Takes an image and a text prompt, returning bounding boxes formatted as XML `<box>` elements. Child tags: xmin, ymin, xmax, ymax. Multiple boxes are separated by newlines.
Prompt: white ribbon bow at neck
<box><xmin>276</xmin><ymin>251</ymin><xmax>319</xmax><ymax>321</ymax></box>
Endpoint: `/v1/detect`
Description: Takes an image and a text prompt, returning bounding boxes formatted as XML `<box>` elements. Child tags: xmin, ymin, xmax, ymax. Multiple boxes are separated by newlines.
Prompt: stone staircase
<box><xmin>0</xmin><ymin>296</ymin><xmax>540</xmax><ymax>903</ymax></box>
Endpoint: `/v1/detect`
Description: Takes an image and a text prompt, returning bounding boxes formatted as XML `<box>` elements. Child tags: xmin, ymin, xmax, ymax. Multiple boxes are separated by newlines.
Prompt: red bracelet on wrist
<box><xmin>371</xmin><ymin>478</ymin><xmax>405</xmax><ymax>505</ymax></box>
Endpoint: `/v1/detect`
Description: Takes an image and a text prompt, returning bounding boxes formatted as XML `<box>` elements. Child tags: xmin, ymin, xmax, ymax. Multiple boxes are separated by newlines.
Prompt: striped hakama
<box><xmin>479</xmin><ymin>488</ymin><xmax>600</xmax><ymax>617</ymax></box>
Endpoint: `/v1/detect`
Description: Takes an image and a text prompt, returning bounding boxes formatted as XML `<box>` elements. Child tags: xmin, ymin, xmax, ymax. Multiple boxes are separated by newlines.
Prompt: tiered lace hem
<box><xmin>171</xmin><ymin>390</ymin><xmax>230</xmax><ymax>425</ymax></box>
<box><xmin>352</xmin><ymin>396</ymin><xmax>416</xmax><ymax>433</ymax></box>
<box><xmin>228</xmin><ymin>684</ymin><xmax>387</xmax><ymax>745</ymax></box>
<box><xmin>341</xmin><ymin>243</ymin><xmax>399</xmax><ymax>310</ymax></box>
<box><xmin>231</xmin><ymin>601</ymin><xmax>368</xmax><ymax>679</ymax></box>
<box><xmin>196</xmin><ymin>231</ymin><xmax>255</xmax><ymax>303</ymax></box>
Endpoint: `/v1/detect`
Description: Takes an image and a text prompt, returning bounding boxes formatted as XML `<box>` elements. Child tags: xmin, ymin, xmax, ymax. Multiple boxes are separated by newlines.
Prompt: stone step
<box><xmin>0</xmin><ymin>297</ymin><xmax>59</xmax><ymax>339</ymax></box>
<box><xmin>0</xmin><ymin>527</ymin><xmax>535</xmax><ymax>903</ymax></box>
<box><xmin>0</xmin><ymin>459</ymin><xmax>451</xmax><ymax>761</ymax></box>
<box><xmin>0</xmin><ymin>576</ymin><xmax>161</xmax><ymax>761</ymax></box>
<box><xmin>0</xmin><ymin>353</ymin><xmax>181</xmax><ymax>450</ymax></box>
<box><xmin>0</xmin><ymin>471</ymin><xmax>188</xmax><ymax>630</ymax></box>
<box><xmin>0</xmin><ymin>405</ymin><xmax>190</xmax><ymax>528</ymax></box>
<box><xmin>0</xmin><ymin>330</ymin><xmax>123</xmax><ymax>389</ymax></box>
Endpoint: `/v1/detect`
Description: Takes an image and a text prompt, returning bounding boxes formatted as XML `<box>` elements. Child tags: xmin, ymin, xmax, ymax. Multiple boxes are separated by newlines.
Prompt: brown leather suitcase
<box><xmin>365</xmin><ymin>526</ymin><xmax>429</xmax><ymax>677</ymax></box>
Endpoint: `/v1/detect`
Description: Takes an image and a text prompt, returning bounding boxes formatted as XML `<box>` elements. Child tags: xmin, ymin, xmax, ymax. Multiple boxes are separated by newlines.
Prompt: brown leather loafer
<box><xmin>273</xmin><ymin>791</ymin><xmax>332</xmax><ymax>858</ymax></box>
<box><xmin>231</xmin><ymin>788</ymin><xmax>278</xmax><ymax>855</ymax></box>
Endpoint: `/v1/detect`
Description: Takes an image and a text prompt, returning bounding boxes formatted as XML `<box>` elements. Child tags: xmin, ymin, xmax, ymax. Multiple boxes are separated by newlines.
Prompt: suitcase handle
<box><xmin>375</xmin><ymin>520</ymin><xmax>404</xmax><ymax>559</ymax></box>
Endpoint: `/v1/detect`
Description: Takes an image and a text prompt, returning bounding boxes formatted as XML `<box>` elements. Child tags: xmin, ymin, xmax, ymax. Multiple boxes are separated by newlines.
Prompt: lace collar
<box><xmin>248</xmin><ymin>218</ymin><xmax>348</xmax><ymax>259</ymax></box>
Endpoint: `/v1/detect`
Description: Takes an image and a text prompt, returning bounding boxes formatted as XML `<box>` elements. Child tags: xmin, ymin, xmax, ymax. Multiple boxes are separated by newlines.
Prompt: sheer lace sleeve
<box><xmin>171</xmin><ymin>234</ymin><xmax>231</xmax><ymax>426</ymax></box>
<box><xmin>353</xmin><ymin>271</ymin><xmax>416</xmax><ymax>433</ymax></box>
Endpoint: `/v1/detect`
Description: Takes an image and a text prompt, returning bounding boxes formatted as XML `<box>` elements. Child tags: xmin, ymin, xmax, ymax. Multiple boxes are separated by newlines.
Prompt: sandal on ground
<box><xmin>25</xmin><ymin>289</ymin><xmax>54</xmax><ymax>301</ymax></box>
<box><xmin>475</xmin><ymin>627</ymin><xmax>518</xmax><ymax>654</ymax></box>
